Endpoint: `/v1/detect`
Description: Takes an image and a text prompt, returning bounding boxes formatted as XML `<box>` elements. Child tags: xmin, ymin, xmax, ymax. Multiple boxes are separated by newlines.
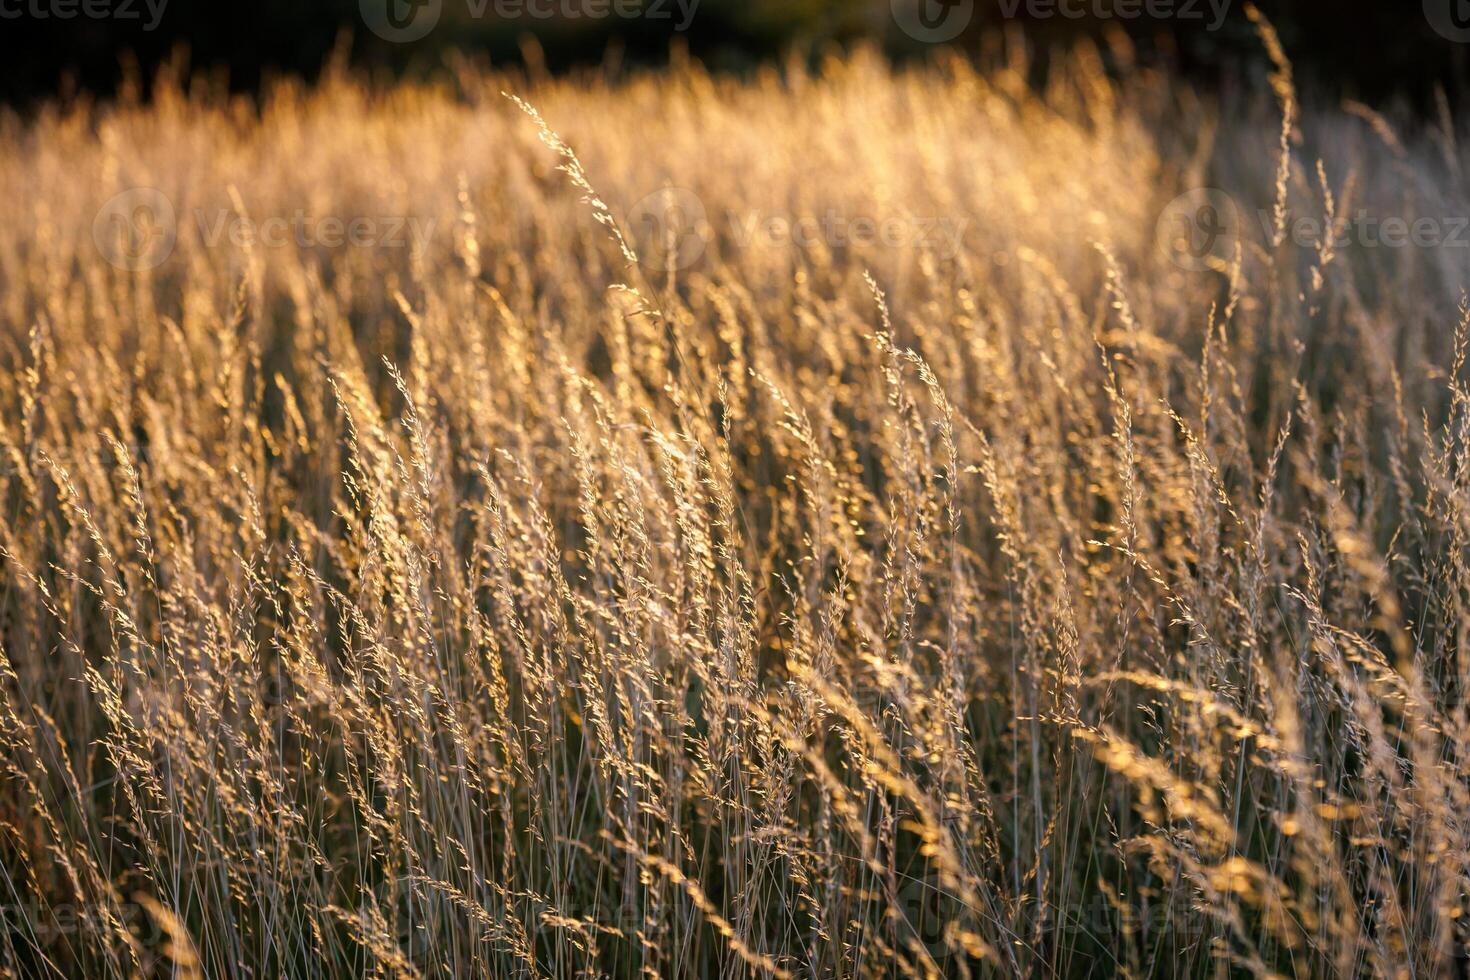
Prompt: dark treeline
<box><xmin>0</xmin><ymin>0</ymin><xmax>1463</xmax><ymax>108</ymax></box>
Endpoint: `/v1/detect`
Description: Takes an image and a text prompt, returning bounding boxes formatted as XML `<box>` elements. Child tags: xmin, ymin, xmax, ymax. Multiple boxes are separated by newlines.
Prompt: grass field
<box><xmin>1</xmin><ymin>13</ymin><xmax>1469</xmax><ymax>977</ymax></box>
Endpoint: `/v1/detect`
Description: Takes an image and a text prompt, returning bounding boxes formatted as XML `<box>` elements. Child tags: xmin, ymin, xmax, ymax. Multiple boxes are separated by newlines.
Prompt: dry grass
<box><xmin>1</xmin><ymin>21</ymin><xmax>1469</xmax><ymax>979</ymax></box>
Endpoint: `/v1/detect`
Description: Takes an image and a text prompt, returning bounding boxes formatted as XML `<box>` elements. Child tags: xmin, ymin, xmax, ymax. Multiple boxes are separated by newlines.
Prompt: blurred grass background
<box><xmin>0</xmin><ymin>0</ymin><xmax>1463</xmax><ymax>108</ymax></box>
